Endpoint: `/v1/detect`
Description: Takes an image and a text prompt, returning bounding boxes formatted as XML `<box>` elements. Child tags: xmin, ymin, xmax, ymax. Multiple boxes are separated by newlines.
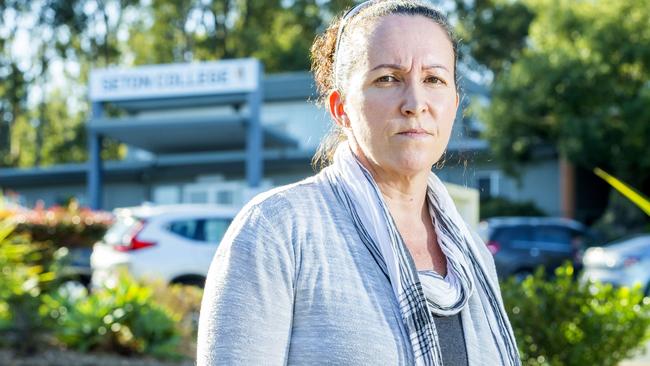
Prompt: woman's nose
<box><xmin>400</xmin><ymin>82</ymin><xmax>428</xmax><ymax>116</ymax></box>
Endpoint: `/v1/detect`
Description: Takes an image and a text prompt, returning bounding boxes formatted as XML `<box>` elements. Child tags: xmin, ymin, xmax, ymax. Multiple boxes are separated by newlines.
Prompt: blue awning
<box><xmin>0</xmin><ymin>149</ymin><xmax>315</xmax><ymax>187</ymax></box>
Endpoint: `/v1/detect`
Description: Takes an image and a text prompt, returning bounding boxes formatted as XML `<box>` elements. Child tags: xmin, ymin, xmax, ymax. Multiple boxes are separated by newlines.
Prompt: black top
<box><xmin>432</xmin><ymin>312</ymin><xmax>469</xmax><ymax>366</ymax></box>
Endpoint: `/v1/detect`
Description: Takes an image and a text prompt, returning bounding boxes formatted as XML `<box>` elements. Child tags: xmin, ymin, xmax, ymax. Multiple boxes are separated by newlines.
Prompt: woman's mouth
<box><xmin>397</xmin><ymin>128</ymin><xmax>430</xmax><ymax>138</ymax></box>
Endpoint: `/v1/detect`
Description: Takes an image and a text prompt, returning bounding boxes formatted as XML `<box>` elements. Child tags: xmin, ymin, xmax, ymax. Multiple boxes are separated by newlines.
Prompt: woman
<box><xmin>197</xmin><ymin>1</ymin><xmax>520</xmax><ymax>365</ymax></box>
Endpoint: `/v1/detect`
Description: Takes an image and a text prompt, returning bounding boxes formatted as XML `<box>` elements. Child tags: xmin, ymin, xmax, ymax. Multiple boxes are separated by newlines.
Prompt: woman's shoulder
<box><xmin>243</xmin><ymin>171</ymin><xmax>333</xmax><ymax>219</ymax></box>
<box><xmin>228</xmin><ymin>171</ymin><xmax>334</xmax><ymax>234</ymax></box>
<box><xmin>215</xmin><ymin>171</ymin><xmax>337</xmax><ymax>271</ymax></box>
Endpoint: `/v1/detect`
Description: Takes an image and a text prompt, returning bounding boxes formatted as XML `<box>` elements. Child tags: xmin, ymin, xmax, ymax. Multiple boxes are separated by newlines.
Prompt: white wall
<box><xmin>262</xmin><ymin>101</ymin><xmax>331</xmax><ymax>150</ymax></box>
<box><xmin>438</xmin><ymin>158</ymin><xmax>561</xmax><ymax>217</ymax></box>
<box><xmin>133</xmin><ymin>99</ymin><xmax>331</xmax><ymax>151</ymax></box>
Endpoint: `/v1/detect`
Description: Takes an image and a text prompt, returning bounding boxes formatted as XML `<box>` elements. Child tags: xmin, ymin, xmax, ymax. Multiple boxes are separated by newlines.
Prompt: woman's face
<box><xmin>338</xmin><ymin>14</ymin><xmax>459</xmax><ymax>177</ymax></box>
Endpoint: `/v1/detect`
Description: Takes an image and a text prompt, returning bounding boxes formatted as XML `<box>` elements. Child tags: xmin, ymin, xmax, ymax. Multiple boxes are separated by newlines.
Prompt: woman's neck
<box><xmin>351</xmin><ymin>143</ymin><xmax>445</xmax><ymax>274</ymax></box>
<box><xmin>375</xmin><ymin>175</ymin><xmax>428</xmax><ymax>221</ymax></box>
<box><xmin>351</xmin><ymin>145</ymin><xmax>430</xmax><ymax>221</ymax></box>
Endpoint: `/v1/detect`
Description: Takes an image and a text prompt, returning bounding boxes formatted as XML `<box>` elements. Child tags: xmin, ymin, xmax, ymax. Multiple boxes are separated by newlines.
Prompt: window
<box><xmin>204</xmin><ymin>219</ymin><xmax>231</xmax><ymax>243</ymax></box>
<box><xmin>168</xmin><ymin>218</ymin><xmax>231</xmax><ymax>244</ymax></box>
<box><xmin>475</xmin><ymin>171</ymin><xmax>500</xmax><ymax>199</ymax></box>
<box><xmin>187</xmin><ymin>191</ymin><xmax>209</xmax><ymax>204</ymax></box>
<box><xmin>477</xmin><ymin>177</ymin><xmax>492</xmax><ymax>200</ymax></box>
<box><xmin>168</xmin><ymin>219</ymin><xmax>200</xmax><ymax>241</ymax></box>
<box><xmin>216</xmin><ymin>190</ymin><xmax>234</xmax><ymax>205</ymax></box>
<box><xmin>534</xmin><ymin>226</ymin><xmax>572</xmax><ymax>245</ymax></box>
<box><xmin>494</xmin><ymin>226</ymin><xmax>532</xmax><ymax>246</ymax></box>
<box><xmin>153</xmin><ymin>186</ymin><xmax>180</xmax><ymax>205</ymax></box>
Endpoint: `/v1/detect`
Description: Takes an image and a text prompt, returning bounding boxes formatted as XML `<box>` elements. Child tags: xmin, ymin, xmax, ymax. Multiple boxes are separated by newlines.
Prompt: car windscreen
<box><xmin>534</xmin><ymin>226</ymin><xmax>573</xmax><ymax>245</ymax></box>
<box><xmin>493</xmin><ymin>226</ymin><xmax>532</xmax><ymax>246</ymax></box>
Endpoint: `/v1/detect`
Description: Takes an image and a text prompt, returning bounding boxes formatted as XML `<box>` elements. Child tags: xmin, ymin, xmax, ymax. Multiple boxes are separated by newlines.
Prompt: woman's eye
<box><xmin>425</xmin><ymin>76</ymin><xmax>447</xmax><ymax>85</ymax></box>
<box><xmin>376</xmin><ymin>75</ymin><xmax>398</xmax><ymax>83</ymax></box>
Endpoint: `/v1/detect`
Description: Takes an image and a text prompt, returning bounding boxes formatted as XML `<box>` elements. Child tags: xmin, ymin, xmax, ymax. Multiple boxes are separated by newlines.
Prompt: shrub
<box><xmin>0</xmin><ymin>193</ymin><xmax>21</xmax><ymax>221</ymax></box>
<box><xmin>0</xmin><ymin>209</ymin><xmax>13</xmax><ymax>221</ymax></box>
<box><xmin>150</xmin><ymin>282</ymin><xmax>204</xmax><ymax>358</ymax></box>
<box><xmin>12</xmin><ymin>200</ymin><xmax>113</xmax><ymax>249</ymax></box>
<box><xmin>501</xmin><ymin>263</ymin><xmax>650</xmax><ymax>366</ymax></box>
<box><xmin>45</xmin><ymin>272</ymin><xmax>181</xmax><ymax>359</ymax></box>
<box><xmin>0</xmin><ymin>219</ymin><xmax>65</xmax><ymax>355</ymax></box>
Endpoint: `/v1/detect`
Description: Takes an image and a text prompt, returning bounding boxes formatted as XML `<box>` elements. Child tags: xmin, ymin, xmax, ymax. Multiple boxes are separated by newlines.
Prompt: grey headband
<box><xmin>333</xmin><ymin>1</ymin><xmax>379</xmax><ymax>88</ymax></box>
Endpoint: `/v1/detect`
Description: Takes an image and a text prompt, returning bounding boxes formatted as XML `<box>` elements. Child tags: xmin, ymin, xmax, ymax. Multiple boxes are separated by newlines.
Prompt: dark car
<box><xmin>60</xmin><ymin>246</ymin><xmax>93</xmax><ymax>288</ymax></box>
<box><xmin>478</xmin><ymin>217</ymin><xmax>595</xmax><ymax>279</ymax></box>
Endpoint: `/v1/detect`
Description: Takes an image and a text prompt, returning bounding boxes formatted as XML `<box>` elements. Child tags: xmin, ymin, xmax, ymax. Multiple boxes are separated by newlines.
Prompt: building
<box><xmin>0</xmin><ymin>59</ymin><xmax>588</xmax><ymax>222</ymax></box>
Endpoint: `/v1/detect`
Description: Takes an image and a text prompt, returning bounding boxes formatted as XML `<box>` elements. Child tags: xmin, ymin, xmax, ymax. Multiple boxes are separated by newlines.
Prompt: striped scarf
<box><xmin>325</xmin><ymin>143</ymin><xmax>520</xmax><ymax>366</ymax></box>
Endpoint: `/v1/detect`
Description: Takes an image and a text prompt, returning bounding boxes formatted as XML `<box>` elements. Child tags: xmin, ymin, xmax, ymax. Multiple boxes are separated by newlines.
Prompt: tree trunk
<box><xmin>34</xmin><ymin>53</ymin><xmax>49</xmax><ymax>167</ymax></box>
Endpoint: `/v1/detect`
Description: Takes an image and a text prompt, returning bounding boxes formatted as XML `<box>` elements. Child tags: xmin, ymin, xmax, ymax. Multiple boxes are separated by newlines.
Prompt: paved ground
<box><xmin>0</xmin><ymin>348</ymin><xmax>193</xmax><ymax>366</ymax></box>
<box><xmin>620</xmin><ymin>341</ymin><xmax>650</xmax><ymax>366</ymax></box>
<box><xmin>3</xmin><ymin>340</ymin><xmax>648</xmax><ymax>365</ymax></box>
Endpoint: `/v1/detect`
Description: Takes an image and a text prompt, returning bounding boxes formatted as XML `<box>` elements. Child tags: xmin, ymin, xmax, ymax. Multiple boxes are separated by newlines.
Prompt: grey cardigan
<box><xmin>197</xmin><ymin>172</ymin><xmax>499</xmax><ymax>365</ymax></box>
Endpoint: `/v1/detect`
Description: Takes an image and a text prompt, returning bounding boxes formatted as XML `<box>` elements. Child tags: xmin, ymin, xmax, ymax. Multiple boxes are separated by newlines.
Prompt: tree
<box><xmin>129</xmin><ymin>0</ymin><xmax>355</xmax><ymax>71</ymax></box>
<box><xmin>0</xmin><ymin>0</ymin><xmax>31</xmax><ymax>167</ymax></box>
<box><xmin>456</xmin><ymin>0</ymin><xmax>650</xmax><ymax>228</ymax></box>
<box><xmin>483</xmin><ymin>0</ymin><xmax>650</xmax><ymax>185</ymax></box>
<box><xmin>0</xmin><ymin>63</ymin><xmax>28</xmax><ymax>167</ymax></box>
<box><xmin>0</xmin><ymin>0</ymin><xmax>357</xmax><ymax>168</ymax></box>
<box><xmin>453</xmin><ymin>0</ymin><xmax>534</xmax><ymax>77</ymax></box>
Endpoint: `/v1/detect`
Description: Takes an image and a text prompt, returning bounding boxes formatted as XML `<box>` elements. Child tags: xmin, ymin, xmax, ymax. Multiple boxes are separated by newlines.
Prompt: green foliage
<box><xmin>479</xmin><ymin>0</ymin><xmax>650</xmax><ymax>188</ymax></box>
<box><xmin>150</xmin><ymin>281</ymin><xmax>204</xmax><ymax>358</ymax></box>
<box><xmin>480</xmin><ymin>196</ymin><xmax>546</xmax><ymax>220</ymax></box>
<box><xmin>0</xmin><ymin>301</ymin><xmax>10</xmax><ymax>333</ymax></box>
<box><xmin>453</xmin><ymin>0</ymin><xmax>535</xmax><ymax>74</ymax></box>
<box><xmin>502</xmin><ymin>263</ymin><xmax>650</xmax><ymax>366</ymax></box>
<box><xmin>46</xmin><ymin>272</ymin><xmax>181</xmax><ymax>359</ymax></box>
<box><xmin>0</xmin><ymin>62</ymin><xmax>28</xmax><ymax>167</ymax></box>
<box><xmin>0</xmin><ymin>0</ymin><xmax>357</xmax><ymax>168</ymax></box>
<box><xmin>34</xmin><ymin>90</ymin><xmax>88</xmax><ymax>165</ymax></box>
<box><xmin>0</xmin><ymin>207</ymin><xmax>182</xmax><ymax>359</ymax></box>
<box><xmin>131</xmin><ymin>0</ymin><xmax>355</xmax><ymax>72</ymax></box>
<box><xmin>592</xmin><ymin>192</ymin><xmax>650</xmax><ymax>242</ymax></box>
<box><xmin>0</xmin><ymin>218</ymin><xmax>65</xmax><ymax>355</ymax></box>
<box><xmin>12</xmin><ymin>200</ymin><xmax>113</xmax><ymax>249</ymax></box>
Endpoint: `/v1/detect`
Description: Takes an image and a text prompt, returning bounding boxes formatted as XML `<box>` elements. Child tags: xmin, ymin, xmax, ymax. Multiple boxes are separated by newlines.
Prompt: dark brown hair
<box><xmin>310</xmin><ymin>0</ymin><xmax>459</xmax><ymax>170</ymax></box>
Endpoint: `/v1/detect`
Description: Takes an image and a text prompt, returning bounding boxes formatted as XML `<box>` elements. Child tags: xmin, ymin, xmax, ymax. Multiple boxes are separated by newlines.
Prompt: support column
<box><xmin>560</xmin><ymin>157</ymin><xmax>575</xmax><ymax>218</ymax></box>
<box><xmin>88</xmin><ymin>102</ymin><xmax>104</xmax><ymax>210</ymax></box>
<box><xmin>245</xmin><ymin>61</ymin><xmax>264</xmax><ymax>189</ymax></box>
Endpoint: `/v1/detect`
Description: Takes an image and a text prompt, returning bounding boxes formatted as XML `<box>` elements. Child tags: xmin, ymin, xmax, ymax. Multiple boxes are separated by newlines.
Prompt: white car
<box><xmin>581</xmin><ymin>233</ymin><xmax>650</xmax><ymax>296</ymax></box>
<box><xmin>91</xmin><ymin>204</ymin><xmax>237</xmax><ymax>289</ymax></box>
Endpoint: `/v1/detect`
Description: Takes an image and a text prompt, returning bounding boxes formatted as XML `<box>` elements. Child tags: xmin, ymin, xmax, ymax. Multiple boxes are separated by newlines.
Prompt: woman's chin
<box><xmin>386</xmin><ymin>154</ymin><xmax>440</xmax><ymax>176</ymax></box>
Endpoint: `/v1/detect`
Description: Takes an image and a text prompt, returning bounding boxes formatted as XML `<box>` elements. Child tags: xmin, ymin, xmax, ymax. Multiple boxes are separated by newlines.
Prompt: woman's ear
<box><xmin>328</xmin><ymin>90</ymin><xmax>350</xmax><ymax>128</ymax></box>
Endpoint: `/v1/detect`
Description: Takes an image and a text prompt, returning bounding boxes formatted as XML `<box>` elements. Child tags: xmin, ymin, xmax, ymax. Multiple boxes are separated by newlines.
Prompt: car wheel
<box><xmin>170</xmin><ymin>275</ymin><xmax>206</xmax><ymax>288</ymax></box>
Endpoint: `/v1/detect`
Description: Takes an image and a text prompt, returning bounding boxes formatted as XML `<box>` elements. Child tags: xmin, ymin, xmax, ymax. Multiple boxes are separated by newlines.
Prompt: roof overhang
<box><xmin>88</xmin><ymin>114</ymin><xmax>297</xmax><ymax>154</ymax></box>
<box><xmin>0</xmin><ymin>149</ymin><xmax>315</xmax><ymax>188</ymax></box>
